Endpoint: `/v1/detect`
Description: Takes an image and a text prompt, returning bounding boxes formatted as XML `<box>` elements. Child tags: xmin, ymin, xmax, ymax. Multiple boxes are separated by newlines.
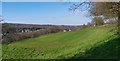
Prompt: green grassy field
<box><xmin>2</xmin><ymin>25</ymin><xmax>119</xmax><ymax>59</ymax></box>
<box><xmin>0</xmin><ymin>44</ymin><xmax>2</xmax><ymax>60</ymax></box>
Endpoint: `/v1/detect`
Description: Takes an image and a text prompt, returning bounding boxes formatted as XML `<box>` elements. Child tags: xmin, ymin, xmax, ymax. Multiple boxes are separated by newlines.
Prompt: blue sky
<box><xmin>0</xmin><ymin>2</ymin><xmax>2</xmax><ymax>14</ymax></box>
<box><xmin>3</xmin><ymin>0</ymin><xmax>118</xmax><ymax>2</ymax></box>
<box><xmin>3</xmin><ymin>2</ymin><xmax>91</xmax><ymax>25</ymax></box>
<box><xmin>3</xmin><ymin>0</ymin><xmax>88</xmax><ymax>2</ymax></box>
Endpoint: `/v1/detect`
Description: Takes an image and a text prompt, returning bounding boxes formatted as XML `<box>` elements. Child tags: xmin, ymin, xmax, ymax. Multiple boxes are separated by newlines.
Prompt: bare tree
<box><xmin>68</xmin><ymin>1</ymin><xmax>120</xmax><ymax>35</ymax></box>
<box><xmin>69</xmin><ymin>1</ymin><xmax>92</xmax><ymax>11</ymax></box>
<box><xmin>90</xmin><ymin>2</ymin><xmax>120</xmax><ymax>35</ymax></box>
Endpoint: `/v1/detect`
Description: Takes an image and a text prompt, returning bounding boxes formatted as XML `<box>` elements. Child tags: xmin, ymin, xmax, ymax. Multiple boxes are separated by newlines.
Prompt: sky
<box><xmin>3</xmin><ymin>0</ymin><xmax>119</xmax><ymax>2</ymax></box>
<box><xmin>2</xmin><ymin>2</ymin><xmax>92</xmax><ymax>25</ymax></box>
<box><xmin>0</xmin><ymin>2</ymin><xmax>2</xmax><ymax>15</ymax></box>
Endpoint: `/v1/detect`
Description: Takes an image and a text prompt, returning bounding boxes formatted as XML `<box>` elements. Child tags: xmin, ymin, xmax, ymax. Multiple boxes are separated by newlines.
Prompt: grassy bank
<box><xmin>2</xmin><ymin>25</ymin><xmax>119</xmax><ymax>59</ymax></box>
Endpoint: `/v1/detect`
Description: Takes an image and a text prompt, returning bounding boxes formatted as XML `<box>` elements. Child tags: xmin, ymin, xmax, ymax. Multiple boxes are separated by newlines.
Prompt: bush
<box><xmin>92</xmin><ymin>17</ymin><xmax>104</xmax><ymax>26</ymax></box>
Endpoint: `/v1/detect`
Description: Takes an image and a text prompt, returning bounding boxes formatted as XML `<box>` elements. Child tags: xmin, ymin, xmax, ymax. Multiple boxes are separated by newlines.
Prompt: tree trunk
<box><xmin>118</xmin><ymin>16</ymin><xmax>120</xmax><ymax>35</ymax></box>
<box><xmin>117</xmin><ymin>7</ymin><xmax>120</xmax><ymax>35</ymax></box>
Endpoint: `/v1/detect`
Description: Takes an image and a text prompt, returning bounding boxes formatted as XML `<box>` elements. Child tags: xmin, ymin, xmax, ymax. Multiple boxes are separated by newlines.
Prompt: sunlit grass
<box><xmin>2</xmin><ymin>25</ymin><xmax>118</xmax><ymax>59</ymax></box>
<box><xmin>0</xmin><ymin>44</ymin><xmax>2</xmax><ymax>60</ymax></box>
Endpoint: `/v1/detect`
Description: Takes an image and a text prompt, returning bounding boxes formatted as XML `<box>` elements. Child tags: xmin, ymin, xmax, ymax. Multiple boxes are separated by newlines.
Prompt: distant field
<box><xmin>2</xmin><ymin>25</ymin><xmax>119</xmax><ymax>59</ymax></box>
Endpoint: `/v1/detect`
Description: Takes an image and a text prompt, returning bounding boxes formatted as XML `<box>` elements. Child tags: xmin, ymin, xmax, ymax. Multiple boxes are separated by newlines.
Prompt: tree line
<box><xmin>2</xmin><ymin>23</ymin><xmax>81</xmax><ymax>43</ymax></box>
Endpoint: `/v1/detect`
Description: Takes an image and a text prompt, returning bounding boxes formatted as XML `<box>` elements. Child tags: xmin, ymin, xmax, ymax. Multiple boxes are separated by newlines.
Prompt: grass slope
<box><xmin>2</xmin><ymin>25</ymin><xmax>119</xmax><ymax>59</ymax></box>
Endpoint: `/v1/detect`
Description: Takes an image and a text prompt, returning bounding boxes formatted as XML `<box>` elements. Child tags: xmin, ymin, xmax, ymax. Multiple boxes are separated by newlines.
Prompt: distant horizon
<box><xmin>2</xmin><ymin>22</ymin><xmax>84</xmax><ymax>26</ymax></box>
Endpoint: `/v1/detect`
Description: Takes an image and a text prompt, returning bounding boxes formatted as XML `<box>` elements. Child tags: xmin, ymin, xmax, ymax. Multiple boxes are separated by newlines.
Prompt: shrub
<box><xmin>92</xmin><ymin>17</ymin><xmax>104</xmax><ymax>26</ymax></box>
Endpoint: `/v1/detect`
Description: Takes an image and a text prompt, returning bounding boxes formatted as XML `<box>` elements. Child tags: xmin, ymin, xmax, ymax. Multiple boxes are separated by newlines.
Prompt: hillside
<box><xmin>2</xmin><ymin>25</ymin><xmax>119</xmax><ymax>59</ymax></box>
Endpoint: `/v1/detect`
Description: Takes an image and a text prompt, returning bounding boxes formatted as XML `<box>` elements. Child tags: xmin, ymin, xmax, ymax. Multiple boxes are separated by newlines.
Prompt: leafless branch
<box><xmin>68</xmin><ymin>0</ymin><xmax>93</xmax><ymax>11</ymax></box>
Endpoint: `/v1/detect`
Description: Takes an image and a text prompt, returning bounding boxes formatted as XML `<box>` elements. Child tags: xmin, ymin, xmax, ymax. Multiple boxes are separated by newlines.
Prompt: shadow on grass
<box><xmin>71</xmin><ymin>37</ymin><xmax>120</xmax><ymax>59</ymax></box>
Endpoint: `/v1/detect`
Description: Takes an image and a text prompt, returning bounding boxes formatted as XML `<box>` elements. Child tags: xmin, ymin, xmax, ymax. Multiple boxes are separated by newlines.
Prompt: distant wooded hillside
<box><xmin>2</xmin><ymin>23</ymin><xmax>82</xmax><ymax>43</ymax></box>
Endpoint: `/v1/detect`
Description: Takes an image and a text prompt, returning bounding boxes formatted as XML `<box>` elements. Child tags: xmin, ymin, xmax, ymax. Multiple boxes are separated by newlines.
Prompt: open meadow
<box><xmin>2</xmin><ymin>24</ymin><xmax>119</xmax><ymax>59</ymax></box>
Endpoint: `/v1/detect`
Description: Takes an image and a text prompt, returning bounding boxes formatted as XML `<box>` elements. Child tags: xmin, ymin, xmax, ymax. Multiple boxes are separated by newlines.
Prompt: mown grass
<box><xmin>2</xmin><ymin>25</ymin><xmax>119</xmax><ymax>59</ymax></box>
